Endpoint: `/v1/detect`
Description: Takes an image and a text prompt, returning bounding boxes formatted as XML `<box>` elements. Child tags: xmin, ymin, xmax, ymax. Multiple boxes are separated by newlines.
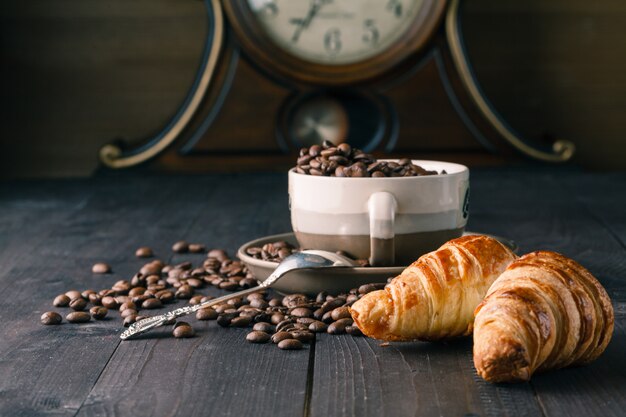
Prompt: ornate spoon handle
<box><xmin>120</xmin><ymin>285</ymin><xmax>264</xmax><ymax>340</ymax></box>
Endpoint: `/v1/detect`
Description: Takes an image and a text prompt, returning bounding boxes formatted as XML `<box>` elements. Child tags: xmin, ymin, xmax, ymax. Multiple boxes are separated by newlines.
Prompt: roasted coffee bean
<box><xmin>53</xmin><ymin>294</ymin><xmax>70</xmax><ymax>307</ymax></box>
<box><xmin>66</xmin><ymin>311</ymin><xmax>91</xmax><ymax>323</ymax></box>
<box><xmin>41</xmin><ymin>311</ymin><xmax>62</xmax><ymax>325</ymax></box>
<box><xmin>315</xmin><ymin>291</ymin><xmax>328</xmax><ymax>303</ymax></box>
<box><xmin>175</xmin><ymin>285</ymin><xmax>193</xmax><ymax>299</ymax></box>
<box><xmin>88</xmin><ymin>293</ymin><xmax>102</xmax><ymax>306</ymax></box>
<box><xmin>282</xmin><ymin>294</ymin><xmax>309</xmax><ymax>308</ymax></box>
<box><xmin>276</xmin><ymin>319</ymin><xmax>295</xmax><ymax>333</ymax></box>
<box><xmin>313</xmin><ymin>308</ymin><xmax>324</xmax><ymax>320</ymax></box>
<box><xmin>123</xmin><ymin>314</ymin><xmax>137</xmax><ymax>327</ymax></box>
<box><xmin>173</xmin><ymin>323</ymin><xmax>194</xmax><ymax>338</ymax></box>
<box><xmin>290</xmin><ymin>307</ymin><xmax>312</xmax><ymax>318</ymax></box>
<box><xmin>219</xmin><ymin>281</ymin><xmax>239</xmax><ymax>291</ymax></box>
<box><xmin>270</xmin><ymin>313</ymin><xmax>285</xmax><ymax>325</ymax></box>
<box><xmin>321</xmin><ymin>311</ymin><xmax>334</xmax><ymax>324</ymax></box>
<box><xmin>112</xmin><ymin>280</ymin><xmax>131</xmax><ymax>294</ymax></box>
<box><xmin>278</xmin><ymin>339</ymin><xmax>303</xmax><ymax>350</ymax></box>
<box><xmin>101</xmin><ymin>296</ymin><xmax>119</xmax><ymax>309</ymax></box>
<box><xmin>217</xmin><ymin>313</ymin><xmax>238</xmax><ymax>327</ymax></box>
<box><xmin>358</xmin><ymin>283</ymin><xmax>386</xmax><ymax>294</ymax></box>
<box><xmin>69</xmin><ymin>298</ymin><xmax>87</xmax><ymax>311</ymax></box>
<box><xmin>230</xmin><ymin>316</ymin><xmax>252</xmax><ymax>327</ymax></box>
<box><xmin>253</xmin><ymin>322</ymin><xmax>274</xmax><ymax>333</ymax></box>
<box><xmin>268</xmin><ymin>298</ymin><xmax>283</xmax><ymax>307</ymax></box>
<box><xmin>346</xmin><ymin>294</ymin><xmax>359</xmax><ymax>305</ymax></box>
<box><xmin>189</xmin><ymin>295</ymin><xmax>204</xmax><ymax>305</ymax></box>
<box><xmin>119</xmin><ymin>301</ymin><xmax>137</xmax><ymax>312</ymax></box>
<box><xmin>331</xmin><ymin>306</ymin><xmax>351</xmax><ymax>321</ymax></box>
<box><xmin>92</xmin><ymin>262</ymin><xmax>111</xmax><ymax>274</ymax></box>
<box><xmin>90</xmin><ymin>306</ymin><xmax>108</xmax><ymax>320</ymax></box>
<box><xmin>253</xmin><ymin>312</ymin><xmax>271</xmax><ymax>323</ymax></box>
<box><xmin>140</xmin><ymin>261</ymin><xmax>162</xmax><ymax>276</ymax></box>
<box><xmin>246</xmin><ymin>330</ymin><xmax>271</xmax><ymax>343</ymax></box>
<box><xmin>196</xmin><ymin>307</ymin><xmax>218</xmax><ymax>321</ymax></box>
<box><xmin>120</xmin><ymin>308</ymin><xmax>137</xmax><ymax>318</ymax></box>
<box><xmin>271</xmin><ymin>331</ymin><xmax>293</xmax><ymax>344</ymax></box>
<box><xmin>345</xmin><ymin>325</ymin><xmax>363</xmax><ymax>336</ymax></box>
<box><xmin>309</xmin><ymin>320</ymin><xmax>328</xmax><ymax>333</ymax></box>
<box><xmin>239</xmin><ymin>278</ymin><xmax>257</xmax><ymax>288</ymax></box>
<box><xmin>188</xmin><ymin>243</ymin><xmax>206</xmax><ymax>253</ymax></box>
<box><xmin>290</xmin><ymin>330</ymin><xmax>314</xmax><ymax>343</ymax></box>
<box><xmin>172</xmin><ymin>241</ymin><xmax>189</xmax><ymax>253</ymax></box>
<box><xmin>142</xmin><ymin>298</ymin><xmax>162</xmax><ymax>309</ymax></box>
<box><xmin>128</xmin><ymin>287</ymin><xmax>146</xmax><ymax>297</ymax></box>
<box><xmin>327</xmin><ymin>318</ymin><xmax>354</xmax><ymax>335</ymax></box>
<box><xmin>186</xmin><ymin>278</ymin><xmax>204</xmax><ymax>289</ymax></box>
<box><xmin>65</xmin><ymin>290</ymin><xmax>83</xmax><ymax>300</ymax></box>
<box><xmin>321</xmin><ymin>298</ymin><xmax>346</xmax><ymax>313</ymax></box>
<box><xmin>296</xmin><ymin>317</ymin><xmax>316</xmax><ymax>325</ymax></box>
<box><xmin>82</xmin><ymin>289</ymin><xmax>96</xmax><ymax>299</ymax></box>
<box><xmin>249</xmin><ymin>298</ymin><xmax>268</xmax><ymax>309</ymax></box>
<box><xmin>135</xmin><ymin>247</ymin><xmax>153</xmax><ymax>258</ymax></box>
<box><xmin>156</xmin><ymin>290</ymin><xmax>175</xmax><ymax>303</ymax></box>
<box><xmin>208</xmin><ymin>249</ymin><xmax>228</xmax><ymax>261</ymax></box>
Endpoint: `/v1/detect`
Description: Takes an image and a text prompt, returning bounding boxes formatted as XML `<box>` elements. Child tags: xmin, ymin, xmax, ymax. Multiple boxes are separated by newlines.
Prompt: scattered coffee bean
<box><xmin>231</xmin><ymin>316</ymin><xmax>252</xmax><ymax>327</ymax></box>
<box><xmin>253</xmin><ymin>322</ymin><xmax>274</xmax><ymax>333</ymax></box>
<box><xmin>290</xmin><ymin>330</ymin><xmax>315</xmax><ymax>343</ymax></box>
<box><xmin>66</xmin><ymin>311</ymin><xmax>91</xmax><ymax>323</ymax></box>
<box><xmin>246</xmin><ymin>331</ymin><xmax>271</xmax><ymax>343</ymax></box>
<box><xmin>173</xmin><ymin>322</ymin><xmax>194</xmax><ymax>338</ymax></box>
<box><xmin>290</xmin><ymin>307</ymin><xmax>312</xmax><ymax>318</ymax></box>
<box><xmin>196</xmin><ymin>307</ymin><xmax>218</xmax><ymax>321</ymax></box>
<box><xmin>53</xmin><ymin>294</ymin><xmax>70</xmax><ymax>307</ymax></box>
<box><xmin>41</xmin><ymin>311</ymin><xmax>62</xmax><ymax>325</ymax></box>
<box><xmin>358</xmin><ymin>283</ymin><xmax>386</xmax><ymax>294</ymax></box>
<box><xmin>271</xmin><ymin>331</ymin><xmax>293</xmax><ymax>344</ymax></box>
<box><xmin>101</xmin><ymin>296</ymin><xmax>119</xmax><ymax>310</ymax></box>
<box><xmin>309</xmin><ymin>321</ymin><xmax>328</xmax><ymax>333</ymax></box>
<box><xmin>345</xmin><ymin>325</ymin><xmax>363</xmax><ymax>336</ymax></box>
<box><xmin>135</xmin><ymin>247</ymin><xmax>153</xmax><ymax>258</ymax></box>
<box><xmin>189</xmin><ymin>244</ymin><xmax>206</xmax><ymax>253</ymax></box>
<box><xmin>91</xmin><ymin>262</ymin><xmax>111</xmax><ymax>274</ymax></box>
<box><xmin>142</xmin><ymin>298</ymin><xmax>162</xmax><ymax>309</ymax></box>
<box><xmin>217</xmin><ymin>313</ymin><xmax>238</xmax><ymax>327</ymax></box>
<box><xmin>172</xmin><ymin>241</ymin><xmax>189</xmax><ymax>253</ymax></box>
<box><xmin>65</xmin><ymin>290</ymin><xmax>82</xmax><ymax>300</ymax></box>
<box><xmin>328</xmin><ymin>318</ymin><xmax>354</xmax><ymax>335</ymax></box>
<box><xmin>69</xmin><ymin>298</ymin><xmax>87</xmax><ymax>311</ymax></box>
<box><xmin>90</xmin><ymin>306</ymin><xmax>108</xmax><ymax>320</ymax></box>
<box><xmin>331</xmin><ymin>306</ymin><xmax>351</xmax><ymax>321</ymax></box>
<box><xmin>120</xmin><ymin>308</ymin><xmax>137</xmax><ymax>319</ymax></box>
<box><xmin>278</xmin><ymin>339</ymin><xmax>303</xmax><ymax>350</ymax></box>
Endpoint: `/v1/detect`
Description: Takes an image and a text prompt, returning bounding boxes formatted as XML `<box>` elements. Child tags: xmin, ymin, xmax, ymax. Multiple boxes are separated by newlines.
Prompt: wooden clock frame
<box><xmin>99</xmin><ymin>0</ymin><xmax>575</xmax><ymax>170</ymax></box>
<box><xmin>221</xmin><ymin>0</ymin><xmax>448</xmax><ymax>85</ymax></box>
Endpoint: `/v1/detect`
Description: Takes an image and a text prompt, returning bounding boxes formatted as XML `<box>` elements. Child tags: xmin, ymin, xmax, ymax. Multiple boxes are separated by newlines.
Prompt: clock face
<box><xmin>247</xmin><ymin>0</ymin><xmax>426</xmax><ymax>65</ymax></box>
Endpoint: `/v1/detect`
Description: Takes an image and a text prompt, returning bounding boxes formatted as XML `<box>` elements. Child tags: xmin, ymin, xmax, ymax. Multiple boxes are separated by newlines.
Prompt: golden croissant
<box><xmin>473</xmin><ymin>251</ymin><xmax>614</xmax><ymax>383</ymax></box>
<box><xmin>350</xmin><ymin>235</ymin><xmax>517</xmax><ymax>341</ymax></box>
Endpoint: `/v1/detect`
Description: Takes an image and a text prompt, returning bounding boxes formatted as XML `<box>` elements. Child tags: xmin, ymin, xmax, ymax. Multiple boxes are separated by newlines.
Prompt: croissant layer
<box><xmin>350</xmin><ymin>235</ymin><xmax>517</xmax><ymax>341</ymax></box>
<box><xmin>473</xmin><ymin>251</ymin><xmax>614</xmax><ymax>383</ymax></box>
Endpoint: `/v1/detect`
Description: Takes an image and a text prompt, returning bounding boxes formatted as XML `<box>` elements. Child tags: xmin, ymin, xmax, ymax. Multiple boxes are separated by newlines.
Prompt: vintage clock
<box><xmin>100</xmin><ymin>0</ymin><xmax>574</xmax><ymax>170</ymax></box>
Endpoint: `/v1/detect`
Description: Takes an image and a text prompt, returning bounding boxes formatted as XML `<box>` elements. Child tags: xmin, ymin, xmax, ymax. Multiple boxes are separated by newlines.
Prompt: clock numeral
<box><xmin>362</xmin><ymin>19</ymin><xmax>379</xmax><ymax>44</ymax></box>
<box><xmin>324</xmin><ymin>28</ymin><xmax>342</xmax><ymax>54</ymax></box>
<box><xmin>386</xmin><ymin>0</ymin><xmax>403</xmax><ymax>18</ymax></box>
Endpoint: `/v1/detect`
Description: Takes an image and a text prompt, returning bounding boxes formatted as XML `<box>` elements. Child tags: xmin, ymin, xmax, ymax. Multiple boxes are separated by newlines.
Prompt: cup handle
<box><xmin>368</xmin><ymin>191</ymin><xmax>397</xmax><ymax>267</ymax></box>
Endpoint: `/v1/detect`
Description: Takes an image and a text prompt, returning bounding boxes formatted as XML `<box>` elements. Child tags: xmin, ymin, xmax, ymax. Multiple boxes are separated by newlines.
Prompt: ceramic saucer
<box><xmin>237</xmin><ymin>232</ymin><xmax>517</xmax><ymax>295</ymax></box>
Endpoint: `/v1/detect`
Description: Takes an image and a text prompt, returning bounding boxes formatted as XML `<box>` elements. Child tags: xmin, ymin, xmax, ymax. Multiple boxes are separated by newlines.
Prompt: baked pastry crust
<box><xmin>350</xmin><ymin>235</ymin><xmax>517</xmax><ymax>341</ymax></box>
<box><xmin>473</xmin><ymin>251</ymin><xmax>614</xmax><ymax>383</ymax></box>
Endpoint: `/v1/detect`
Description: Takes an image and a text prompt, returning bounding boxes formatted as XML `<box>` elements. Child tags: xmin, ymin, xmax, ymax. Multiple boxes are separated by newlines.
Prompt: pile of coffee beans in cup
<box><xmin>40</xmin><ymin>241</ymin><xmax>391</xmax><ymax>348</ymax></box>
<box><xmin>295</xmin><ymin>140</ymin><xmax>444</xmax><ymax>178</ymax></box>
<box><xmin>244</xmin><ymin>240</ymin><xmax>370</xmax><ymax>267</ymax></box>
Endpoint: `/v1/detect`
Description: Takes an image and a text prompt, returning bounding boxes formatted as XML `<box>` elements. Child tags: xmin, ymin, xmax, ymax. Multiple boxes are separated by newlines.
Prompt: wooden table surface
<box><xmin>0</xmin><ymin>169</ymin><xmax>624</xmax><ymax>417</ymax></box>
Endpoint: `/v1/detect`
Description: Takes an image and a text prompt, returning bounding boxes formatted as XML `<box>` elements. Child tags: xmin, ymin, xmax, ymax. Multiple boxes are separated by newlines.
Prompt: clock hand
<box><xmin>290</xmin><ymin>0</ymin><xmax>330</xmax><ymax>43</ymax></box>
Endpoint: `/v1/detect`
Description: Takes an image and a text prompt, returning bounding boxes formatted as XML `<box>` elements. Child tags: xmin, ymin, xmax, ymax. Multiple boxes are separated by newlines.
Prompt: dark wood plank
<box><xmin>76</xmin><ymin>174</ymin><xmax>310</xmax><ymax>417</ymax></box>
<box><xmin>311</xmin><ymin>335</ymin><xmax>543</xmax><ymax>417</ymax></box>
<box><xmin>310</xmin><ymin>169</ymin><xmax>626</xmax><ymax>417</ymax></box>
<box><xmin>0</xmin><ymin>175</ymin><xmax>216</xmax><ymax>416</ymax></box>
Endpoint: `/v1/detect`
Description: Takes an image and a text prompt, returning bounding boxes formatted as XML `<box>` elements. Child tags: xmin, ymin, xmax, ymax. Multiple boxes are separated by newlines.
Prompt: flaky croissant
<box><xmin>350</xmin><ymin>235</ymin><xmax>517</xmax><ymax>341</ymax></box>
<box><xmin>473</xmin><ymin>251</ymin><xmax>614</xmax><ymax>383</ymax></box>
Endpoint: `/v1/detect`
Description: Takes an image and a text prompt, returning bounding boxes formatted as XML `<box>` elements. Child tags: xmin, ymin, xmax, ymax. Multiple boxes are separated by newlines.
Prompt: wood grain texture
<box><xmin>0</xmin><ymin>171</ymin><xmax>624</xmax><ymax>417</ymax></box>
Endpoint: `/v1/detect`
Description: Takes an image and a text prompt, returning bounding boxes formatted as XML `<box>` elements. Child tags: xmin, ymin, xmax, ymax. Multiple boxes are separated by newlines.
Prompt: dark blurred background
<box><xmin>1</xmin><ymin>0</ymin><xmax>625</xmax><ymax>178</ymax></box>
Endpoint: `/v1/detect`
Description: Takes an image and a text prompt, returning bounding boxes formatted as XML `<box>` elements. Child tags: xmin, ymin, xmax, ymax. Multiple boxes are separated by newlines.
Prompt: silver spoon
<box><xmin>120</xmin><ymin>250</ymin><xmax>357</xmax><ymax>340</ymax></box>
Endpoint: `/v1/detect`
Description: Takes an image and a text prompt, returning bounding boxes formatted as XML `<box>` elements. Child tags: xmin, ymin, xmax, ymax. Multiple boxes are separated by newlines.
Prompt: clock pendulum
<box><xmin>100</xmin><ymin>0</ymin><xmax>574</xmax><ymax>170</ymax></box>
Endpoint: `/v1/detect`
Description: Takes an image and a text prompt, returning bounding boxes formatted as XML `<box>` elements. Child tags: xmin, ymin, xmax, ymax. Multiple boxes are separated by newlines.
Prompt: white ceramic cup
<box><xmin>288</xmin><ymin>160</ymin><xmax>470</xmax><ymax>266</ymax></box>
